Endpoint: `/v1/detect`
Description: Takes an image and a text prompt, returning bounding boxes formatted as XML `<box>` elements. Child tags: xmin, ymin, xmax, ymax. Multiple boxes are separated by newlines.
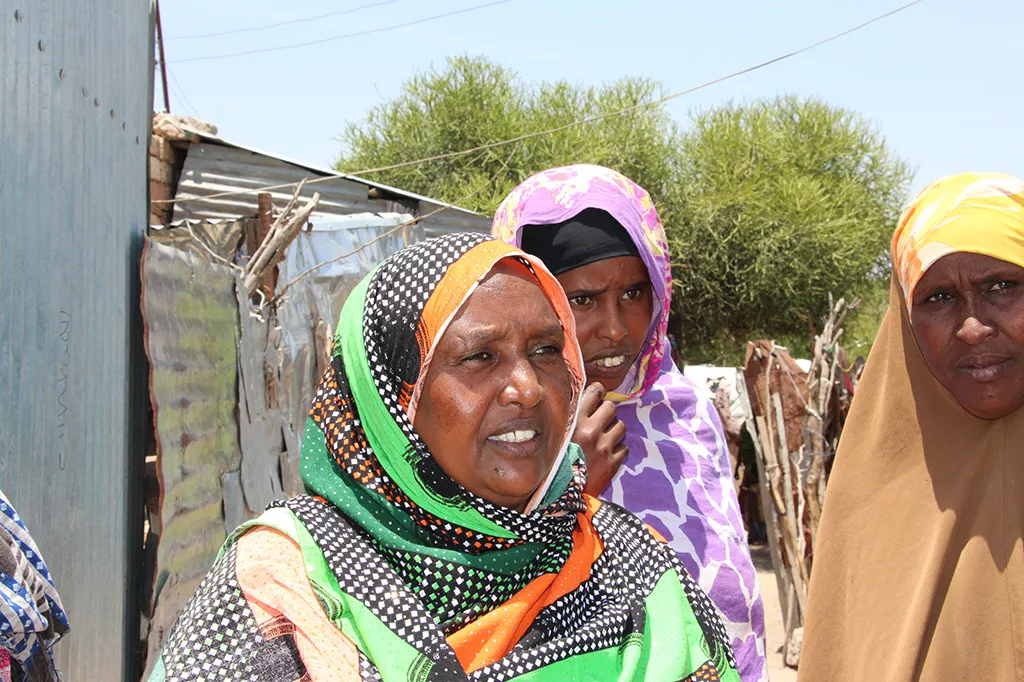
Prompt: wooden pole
<box><xmin>774</xmin><ymin>392</ymin><xmax>810</xmax><ymax>592</ymax></box>
<box><xmin>736</xmin><ymin>378</ymin><xmax>791</xmax><ymax>631</ymax></box>
<box><xmin>244</xmin><ymin>192</ymin><xmax>320</xmax><ymax>297</ymax></box>
<box><xmin>256</xmin><ymin>193</ymin><xmax>274</xmax><ymax>246</ymax></box>
<box><xmin>154</xmin><ymin>0</ymin><xmax>171</xmax><ymax>114</ymax></box>
<box><xmin>254</xmin><ymin>193</ymin><xmax>276</xmax><ymax>299</ymax></box>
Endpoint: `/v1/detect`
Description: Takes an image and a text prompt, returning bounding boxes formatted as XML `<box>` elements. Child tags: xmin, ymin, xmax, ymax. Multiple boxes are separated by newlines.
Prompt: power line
<box><xmin>156</xmin><ymin>0</ymin><xmax>925</xmax><ymax>205</ymax></box>
<box><xmin>340</xmin><ymin>0</ymin><xmax>926</xmax><ymax>177</ymax></box>
<box><xmin>174</xmin><ymin>0</ymin><xmax>515</xmax><ymax>64</ymax></box>
<box><xmin>273</xmin><ymin>147</ymin><xmax>516</xmax><ymax>302</ymax></box>
<box><xmin>167</xmin><ymin>68</ymin><xmax>202</xmax><ymax>119</ymax></box>
<box><xmin>167</xmin><ymin>0</ymin><xmax>406</xmax><ymax>41</ymax></box>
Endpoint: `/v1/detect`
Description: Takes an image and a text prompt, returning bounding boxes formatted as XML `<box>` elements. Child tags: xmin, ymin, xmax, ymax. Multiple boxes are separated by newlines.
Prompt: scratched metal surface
<box><xmin>0</xmin><ymin>0</ymin><xmax>151</xmax><ymax>678</ymax></box>
<box><xmin>140</xmin><ymin>239</ymin><xmax>241</xmax><ymax>678</ymax></box>
<box><xmin>149</xmin><ymin>218</ymin><xmax>246</xmax><ymax>263</ymax></box>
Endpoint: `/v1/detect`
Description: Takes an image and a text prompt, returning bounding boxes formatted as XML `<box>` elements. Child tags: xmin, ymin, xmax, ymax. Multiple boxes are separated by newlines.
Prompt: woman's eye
<box><xmin>532</xmin><ymin>344</ymin><xmax>561</xmax><ymax>357</ymax></box>
<box><xmin>988</xmin><ymin>280</ymin><xmax>1018</xmax><ymax>294</ymax></box>
<box><xmin>622</xmin><ymin>288</ymin><xmax>642</xmax><ymax>301</ymax></box>
<box><xmin>924</xmin><ymin>291</ymin><xmax>952</xmax><ymax>304</ymax></box>
<box><xmin>461</xmin><ymin>351</ymin><xmax>493</xmax><ymax>365</ymax></box>
<box><xmin>569</xmin><ymin>295</ymin><xmax>593</xmax><ymax>306</ymax></box>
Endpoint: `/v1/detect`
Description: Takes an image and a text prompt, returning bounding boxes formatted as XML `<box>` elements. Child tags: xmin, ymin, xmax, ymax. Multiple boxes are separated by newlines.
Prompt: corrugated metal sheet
<box><xmin>140</xmin><ymin>240</ymin><xmax>241</xmax><ymax>679</ymax></box>
<box><xmin>235</xmin><ymin>288</ymin><xmax>286</xmax><ymax>511</ymax></box>
<box><xmin>149</xmin><ymin>218</ymin><xmax>246</xmax><ymax>263</ymax></box>
<box><xmin>419</xmin><ymin>203</ymin><xmax>495</xmax><ymax>239</ymax></box>
<box><xmin>275</xmin><ymin>213</ymin><xmax>421</xmax><ymax>486</ymax></box>
<box><xmin>138</xmin><ymin>215</ymin><xmax>420</xmax><ymax>668</ymax></box>
<box><xmin>170</xmin><ymin>136</ymin><xmax>492</xmax><ymax>238</ymax></box>
<box><xmin>172</xmin><ymin>143</ymin><xmax>381</xmax><ymax>222</ymax></box>
<box><xmin>0</xmin><ymin>0</ymin><xmax>150</xmax><ymax>679</ymax></box>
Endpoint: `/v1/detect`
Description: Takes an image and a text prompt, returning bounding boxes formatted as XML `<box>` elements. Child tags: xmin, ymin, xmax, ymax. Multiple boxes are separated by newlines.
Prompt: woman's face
<box><xmin>414</xmin><ymin>261</ymin><xmax>573</xmax><ymax>512</ymax></box>
<box><xmin>911</xmin><ymin>252</ymin><xmax>1024</xmax><ymax>420</ymax></box>
<box><xmin>555</xmin><ymin>256</ymin><xmax>654</xmax><ymax>393</ymax></box>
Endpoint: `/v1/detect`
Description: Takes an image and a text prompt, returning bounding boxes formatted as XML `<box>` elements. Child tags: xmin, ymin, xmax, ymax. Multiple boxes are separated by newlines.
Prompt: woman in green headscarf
<box><xmin>150</xmin><ymin>233</ymin><xmax>738</xmax><ymax>681</ymax></box>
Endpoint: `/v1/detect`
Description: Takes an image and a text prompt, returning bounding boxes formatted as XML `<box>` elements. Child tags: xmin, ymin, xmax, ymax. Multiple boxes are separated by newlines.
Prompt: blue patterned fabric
<box><xmin>0</xmin><ymin>491</ymin><xmax>69</xmax><ymax>681</ymax></box>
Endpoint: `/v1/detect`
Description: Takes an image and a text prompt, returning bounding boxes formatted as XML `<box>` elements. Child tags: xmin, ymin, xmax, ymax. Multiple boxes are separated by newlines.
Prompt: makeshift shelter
<box><xmin>138</xmin><ymin>116</ymin><xmax>490</xmax><ymax>675</ymax></box>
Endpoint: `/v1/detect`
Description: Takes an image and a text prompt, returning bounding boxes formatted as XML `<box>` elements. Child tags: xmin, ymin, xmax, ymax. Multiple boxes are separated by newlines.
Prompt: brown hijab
<box><xmin>799</xmin><ymin>174</ymin><xmax>1024</xmax><ymax>681</ymax></box>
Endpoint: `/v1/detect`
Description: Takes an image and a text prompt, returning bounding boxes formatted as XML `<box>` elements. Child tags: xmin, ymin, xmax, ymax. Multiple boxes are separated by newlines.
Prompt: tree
<box><xmin>669</xmin><ymin>96</ymin><xmax>913</xmax><ymax>363</ymax></box>
<box><xmin>335</xmin><ymin>55</ymin><xmax>684</xmax><ymax>216</ymax></box>
<box><xmin>338</xmin><ymin>60</ymin><xmax>913</xmax><ymax>363</ymax></box>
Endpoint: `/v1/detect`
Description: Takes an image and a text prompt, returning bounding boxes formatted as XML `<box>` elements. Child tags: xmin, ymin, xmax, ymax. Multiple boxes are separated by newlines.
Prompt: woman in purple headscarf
<box><xmin>493</xmin><ymin>165</ymin><xmax>767</xmax><ymax>682</ymax></box>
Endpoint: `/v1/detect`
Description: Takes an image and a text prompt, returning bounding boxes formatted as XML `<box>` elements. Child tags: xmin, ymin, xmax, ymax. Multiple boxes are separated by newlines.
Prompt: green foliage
<box><xmin>337</xmin><ymin>59</ymin><xmax>913</xmax><ymax>363</ymax></box>
<box><xmin>841</xmin><ymin>279</ymin><xmax>892</xmax><ymax>362</ymax></box>
<box><xmin>335</xmin><ymin>55</ymin><xmax>683</xmax><ymax>216</ymax></box>
<box><xmin>669</xmin><ymin>96</ymin><xmax>912</xmax><ymax>363</ymax></box>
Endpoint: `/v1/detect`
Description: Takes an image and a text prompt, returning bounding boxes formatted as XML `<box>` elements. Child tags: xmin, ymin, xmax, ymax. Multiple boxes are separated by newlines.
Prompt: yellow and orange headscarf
<box><xmin>799</xmin><ymin>172</ymin><xmax>1024</xmax><ymax>682</ymax></box>
<box><xmin>892</xmin><ymin>172</ymin><xmax>1024</xmax><ymax>312</ymax></box>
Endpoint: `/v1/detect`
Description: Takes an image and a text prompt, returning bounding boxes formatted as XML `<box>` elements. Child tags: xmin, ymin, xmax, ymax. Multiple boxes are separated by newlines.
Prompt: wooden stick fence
<box><xmin>738</xmin><ymin>296</ymin><xmax>863</xmax><ymax>668</ymax></box>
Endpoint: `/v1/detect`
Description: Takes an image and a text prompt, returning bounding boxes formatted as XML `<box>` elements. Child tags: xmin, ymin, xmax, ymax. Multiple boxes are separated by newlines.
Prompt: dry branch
<box><xmin>740</xmin><ymin>295</ymin><xmax>866</xmax><ymax>669</ymax></box>
<box><xmin>243</xmin><ymin>183</ymin><xmax>320</xmax><ymax>297</ymax></box>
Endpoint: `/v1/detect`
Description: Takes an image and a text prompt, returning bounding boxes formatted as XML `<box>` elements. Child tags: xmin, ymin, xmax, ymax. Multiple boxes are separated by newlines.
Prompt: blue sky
<box><xmin>161</xmin><ymin>0</ymin><xmax>1023</xmax><ymax>197</ymax></box>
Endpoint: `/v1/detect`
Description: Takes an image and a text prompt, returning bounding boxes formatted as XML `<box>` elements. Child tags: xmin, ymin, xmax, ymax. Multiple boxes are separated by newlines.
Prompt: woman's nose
<box><xmin>597</xmin><ymin>304</ymin><xmax>628</xmax><ymax>343</ymax></box>
<box><xmin>956</xmin><ymin>315</ymin><xmax>996</xmax><ymax>345</ymax></box>
<box><xmin>500</xmin><ymin>358</ymin><xmax>542</xmax><ymax>408</ymax></box>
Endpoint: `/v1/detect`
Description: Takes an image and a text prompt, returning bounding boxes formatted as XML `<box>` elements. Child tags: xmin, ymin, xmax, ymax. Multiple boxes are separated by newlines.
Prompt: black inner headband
<box><xmin>520</xmin><ymin>208</ymin><xmax>640</xmax><ymax>276</ymax></box>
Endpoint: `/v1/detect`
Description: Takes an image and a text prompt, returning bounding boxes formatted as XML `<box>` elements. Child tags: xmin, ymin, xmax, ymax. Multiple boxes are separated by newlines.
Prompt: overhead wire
<box><xmin>166</xmin><ymin>67</ymin><xmax>202</xmax><ymax>118</ymax></box>
<box><xmin>155</xmin><ymin>0</ymin><xmax>925</xmax><ymax>206</ymax></box>
<box><xmin>272</xmin><ymin>145</ymin><xmax>518</xmax><ymax>302</ymax></box>
<box><xmin>174</xmin><ymin>0</ymin><xmax>515</xmax><ymax>64</ymax></box>
<box><xmin>167</xmin><ymin>0</ymin><xmax>406</xmax><ymax>41</ymax></box>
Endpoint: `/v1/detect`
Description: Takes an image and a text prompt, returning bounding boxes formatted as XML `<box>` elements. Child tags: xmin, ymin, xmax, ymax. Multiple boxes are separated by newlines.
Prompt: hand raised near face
<box><xmin>573</xmin><ymin>382</ymin><xmax>628</xmax><ymax>497</ymax></box>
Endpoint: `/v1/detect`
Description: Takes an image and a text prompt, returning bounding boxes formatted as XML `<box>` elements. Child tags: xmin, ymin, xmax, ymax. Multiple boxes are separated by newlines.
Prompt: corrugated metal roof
<box><xmin>0</xmin><ymin>0</ymin><xmax>150</xmax><ymax>678</ymax></box>
<box><xmin>170</xmin><ymin>131</ymin><xmax>492</xmax><ymax>238</ymax></box>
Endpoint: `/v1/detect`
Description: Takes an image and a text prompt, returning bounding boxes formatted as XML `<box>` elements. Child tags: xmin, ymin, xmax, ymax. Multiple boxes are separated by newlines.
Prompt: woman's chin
<box><xmin>479</xmin><ymin>477</ymin><xmax>547</xmax><ymax>512</ymax></box>
<box><xmin>580</xmin><ymin>374</ymin><xmax>620</xmax><ymax>395</ymax></box>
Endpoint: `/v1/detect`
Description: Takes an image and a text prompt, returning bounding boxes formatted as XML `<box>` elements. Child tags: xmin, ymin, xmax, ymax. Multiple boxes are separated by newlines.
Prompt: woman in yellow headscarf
<box><xmin>798</xmin><ymin>173</ymin><xmax>1024</xmax><ymax>681</ymax></box>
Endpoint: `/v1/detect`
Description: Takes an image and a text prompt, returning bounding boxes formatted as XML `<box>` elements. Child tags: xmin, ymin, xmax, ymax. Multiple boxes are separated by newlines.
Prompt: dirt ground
<box><xmin>751</xmin><ymin>545</ymin><xmax>798</xmax><ymax>682</ymax></box>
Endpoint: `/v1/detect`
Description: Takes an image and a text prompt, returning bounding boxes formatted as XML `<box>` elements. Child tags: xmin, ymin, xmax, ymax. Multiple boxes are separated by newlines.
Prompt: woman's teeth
<box><xmin>594</xmin><ymin>355</ymin><xmax>626</xmax><ymax>368</ymax></box>
<box><xmin>489</xmin><ymin>430</ymin><xmax>538</xmax><ymax>443</ymax></box>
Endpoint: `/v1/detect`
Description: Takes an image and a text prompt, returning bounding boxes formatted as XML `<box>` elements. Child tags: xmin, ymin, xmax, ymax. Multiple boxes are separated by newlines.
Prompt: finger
<box><xmin>598</xmin><ymin>426</ymin><xmax>627</xmax><ymax>455</ymax></box>
<box><xmin>605</xmin><ymin>419</ymin><xmax>627</xmax><ymax>443</ymax></box>
<box><xmin>611</xmin><ymin>443</ymin><xmax>629</xmax><ymax>463</ymax></box>
<box><xmin>577</xmin><ymin>383</ymin><xmax>606</xmax><ymax>417</ymax></box>
<box><xmin>591</xmin><ymin>400</ymin><xmax>618</xmax><ymax>429</ymax></box>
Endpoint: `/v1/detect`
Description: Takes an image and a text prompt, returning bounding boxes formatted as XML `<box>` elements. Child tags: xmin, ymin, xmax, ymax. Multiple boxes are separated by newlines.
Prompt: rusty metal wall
<box><xmin>0</xmin><ymin>0</ymin><xmax>150</xmax><ymax>679</ymax></box>
<box><xmin>140</xmin><ymin>240</ymin><xmax>242</xmax><ymax>679</ymax></box>
<box><xmin>138</xmin><ymin>215</ymin><xmax>425</xmax><ymax>667</ymax></box>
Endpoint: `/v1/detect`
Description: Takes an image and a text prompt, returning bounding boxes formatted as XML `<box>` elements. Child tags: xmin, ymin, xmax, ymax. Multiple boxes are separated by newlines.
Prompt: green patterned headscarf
<box><xmin>294</xmin><ymin>233</ymin><xmax>738</xmax><ymax>679</ymax></box>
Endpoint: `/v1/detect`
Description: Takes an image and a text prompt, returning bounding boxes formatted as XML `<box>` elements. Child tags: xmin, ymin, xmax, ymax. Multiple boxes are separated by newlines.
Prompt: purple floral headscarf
<box><xmin>493</xmin><ymin>165</ymin><xmax>768</xmax><ymax>682</ymax></box>
<box><xmin>493</xmin><ymin>164</ymin><xmax>669</xmax><ymax>401</ymax></box>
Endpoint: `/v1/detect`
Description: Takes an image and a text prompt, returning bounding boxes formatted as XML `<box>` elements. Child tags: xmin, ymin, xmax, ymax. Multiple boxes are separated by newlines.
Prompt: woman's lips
<box><xmin>486</xmin><ymin>424</ymin><xmax>543</xmax><ymax>457</ymax></box>
<box><xmin>585</xmin><ymin>350</ymin><xmax>633</xmax><ymax>380</ymax></box>
<box><xmin>957</xmin><ymin>355</ymin><xmax>1014</xmax><ymax>382</ymax></box>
